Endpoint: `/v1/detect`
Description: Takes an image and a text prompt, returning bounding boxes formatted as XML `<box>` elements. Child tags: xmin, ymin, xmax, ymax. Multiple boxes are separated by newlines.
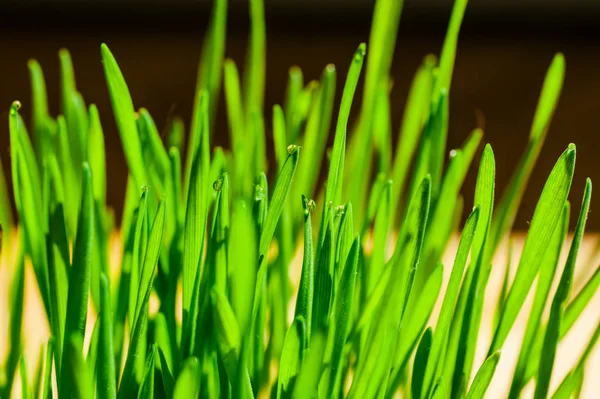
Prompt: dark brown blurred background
<box><xmin>1</xmin><ymin>0</ymin><xmax>599</xmax><ymax>229</ymax></box>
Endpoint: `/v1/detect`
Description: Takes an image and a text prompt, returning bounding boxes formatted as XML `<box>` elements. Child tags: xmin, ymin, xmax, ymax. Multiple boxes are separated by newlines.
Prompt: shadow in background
<box><xmin>1</xmin><ymin>1</ymin><xmax>599</xmax><ymax>229</ymax></box>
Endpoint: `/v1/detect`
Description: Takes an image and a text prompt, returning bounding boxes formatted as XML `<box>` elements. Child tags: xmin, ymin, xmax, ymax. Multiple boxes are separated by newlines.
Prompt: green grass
<box><xmin>1</xmin><ymin>0</ymin><xmax>599</xmax><ymax>398</ymax></box>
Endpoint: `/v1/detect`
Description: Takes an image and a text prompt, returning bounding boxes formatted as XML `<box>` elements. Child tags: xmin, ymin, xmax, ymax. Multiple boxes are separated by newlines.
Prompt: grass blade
<box><xmin>534</xmin><ymin>178</ymin><xmax>591</xmax><ymax>399</ymax></box>
<box><xmin>277</xmin><ymin>317</ymin><xmax>306</xmax><ymax>398</ymax></box>
<box><xmin>60</xmin><ymin>163</ymin><xmax>93</xmax><ymax>398</ymax></box>
<box><xmin>101</xmin><ymin>44</ymin><xmax>148</xmax><ymax>186</ymax></box>
<box><xmin>173</xmin><ymin>358</ymin><xmax>201</xmax><ymax>399</ymax></box>
<box><xmin>490</xmin><ymin>144</ymin><xmax>575</xmax><ymax>353</ymax></box>
<box><xmin>465</xmin><ymin>351</ymin><xmax>501</xmax><ymax>399</ymax></box>
<box><xmin>98</xmin><ymin>273</ymin><xmax>117</xmax><ymax>399</ymax></box>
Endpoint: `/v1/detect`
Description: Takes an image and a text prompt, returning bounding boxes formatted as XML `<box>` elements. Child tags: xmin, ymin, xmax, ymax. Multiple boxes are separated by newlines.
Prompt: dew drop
<box><xmin>213</xmin><ymin>178</ymin><xmax>223</xmax><ymax>192</ymax></box>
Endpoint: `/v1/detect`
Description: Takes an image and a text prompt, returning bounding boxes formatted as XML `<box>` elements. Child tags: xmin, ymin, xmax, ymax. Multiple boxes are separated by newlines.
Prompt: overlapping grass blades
<box><xmin>1</xmin><ymin>0</ymin><xmax>599</xmax><ymax>398</ymax></box>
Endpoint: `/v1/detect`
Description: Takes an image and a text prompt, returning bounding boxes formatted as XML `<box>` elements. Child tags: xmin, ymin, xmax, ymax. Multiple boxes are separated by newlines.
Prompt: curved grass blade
<box><xmin>534</xmin><ymin>178</ymin><xmax>591</xmax><ymax>399</ymax></box>
<box><xmin>490</xmin><ymin>144</ymin><xmax>575</xmax><ymax>354</ymax></box>
<box><xmin>100</xmin><ymin>44</ymin><xmax>148</xmax><ymax>186</ymax></box>
<box><xmin>465</xmin><ymin>351</ymin><xmax>500</xmax><ymax>399</ymax></box>
<box><xmin>158</xmin><ymin>347</ymin><xmax>175</xmax><ymax>398</ymax></box>
<box><xmin>325</xmin><ymin>43</ymin><xmax>366</xmax><ymax>209</ymax></box>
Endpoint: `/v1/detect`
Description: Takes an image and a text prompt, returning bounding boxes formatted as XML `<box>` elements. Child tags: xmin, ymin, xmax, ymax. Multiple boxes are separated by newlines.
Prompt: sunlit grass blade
<box><xmin>464</xmin><ymin>351</ymin><xmax>500</xmax><ymax>399</ymax></box>
<box><xmin>452</xmin><ymin>145</ymin><xmax>495</xmax><ymax>392</ymax></box>
<box><xmin>490</xmin><ymin>144</ymin><xmax>575</xmax><ymax>353</ymax></box>
<box><xmin>534</xmin><ymin>178</ymin><xmax>591</xmax><ymax>399</ymax></box>
<box><xmin>553</xmin><ymin>367</ymin><xmax>584</xmax><ymax>399</ymax></box>
<box><xmin>421</xmin><ymin>206</ymin><xmax>479</xmax><ymax>397</ymax></box>
<box><xmin>158</xmin><ymin>347</ymin><xmax>175</xmax><ymax>398</ymax></box>
<box><xmin>100</xmin><ymin>44</ymin><xmax>148</xmax><ymax>187</ymax></box>
<box><xmin>508</xmin><ymin>202</ymin><xmax>568</xmax><ymax>398</ymax></box>
<box><xmin>388</xmin><ymin>262</ymin><xmax>443</xmax><ymax>395</ymax></box>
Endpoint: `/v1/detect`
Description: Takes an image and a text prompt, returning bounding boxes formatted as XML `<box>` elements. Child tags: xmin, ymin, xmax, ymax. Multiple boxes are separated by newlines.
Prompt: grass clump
<box><xmin>0</xmin><ymin>0</ymin><xmax>599</xmax><ymax>398</ymax></box>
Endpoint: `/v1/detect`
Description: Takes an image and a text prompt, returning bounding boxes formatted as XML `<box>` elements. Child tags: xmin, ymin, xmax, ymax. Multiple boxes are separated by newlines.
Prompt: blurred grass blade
<box><xmin>173</xmin><ymin>358</ymin><xmax>201</xmax><ymax>399</ymax></box>
<box><xmin>432</xmin><ymin>0</ymin><xmax>468</xmax><ymax>102</ymax></box>
<box><xmin>465</xmin><ymin>351</ymin><xmax>500</xmax><ymax>399</ymax></box>
<box><xmin>489</xmin><ymin>53</ymin><xmax>566</xmax><ymax>258</ymax></box>
<box><xmin>66</xmin><ymin>334</ymin><xmax>94</xmax><ymax>399</ymax></box>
